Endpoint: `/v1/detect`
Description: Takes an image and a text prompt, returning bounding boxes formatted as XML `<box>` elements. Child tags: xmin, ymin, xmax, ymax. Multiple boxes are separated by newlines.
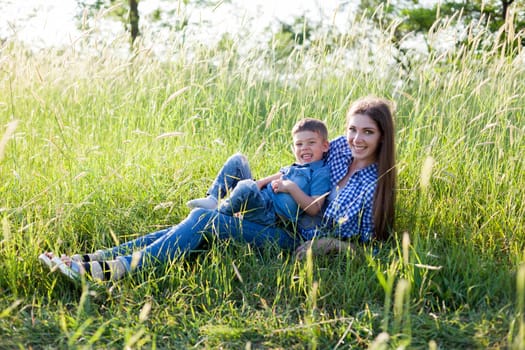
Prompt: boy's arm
<box><xmin>272</xmin><ymin>180</ymin><xmax>328</xmax><ymax>216</ymax></box>
<box><xmin>255</xmin><ymin>172</ymin><xmax>281</xmax><ymax>190</ymax></box>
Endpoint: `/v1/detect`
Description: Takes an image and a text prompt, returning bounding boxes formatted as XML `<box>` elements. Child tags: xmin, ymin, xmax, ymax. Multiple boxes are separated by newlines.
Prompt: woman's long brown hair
<box><xmin>347</xmin><ymin>96</ymin><xmax>397</xmax><ymax>240</ymax></box>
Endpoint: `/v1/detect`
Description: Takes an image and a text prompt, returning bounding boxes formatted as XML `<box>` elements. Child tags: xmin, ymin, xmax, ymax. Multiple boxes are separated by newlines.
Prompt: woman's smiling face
<box><xmin>346</xmin><ymin>113</ymin><xmax>382</xmax><ymax>165</ymax></box>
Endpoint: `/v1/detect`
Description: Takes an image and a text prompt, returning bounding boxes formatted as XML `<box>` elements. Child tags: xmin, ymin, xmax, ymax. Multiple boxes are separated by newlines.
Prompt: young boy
<box><xmin>187</xmin><ymin>118</ymin><xmax>331</xmax><ymax>229</ymax></box>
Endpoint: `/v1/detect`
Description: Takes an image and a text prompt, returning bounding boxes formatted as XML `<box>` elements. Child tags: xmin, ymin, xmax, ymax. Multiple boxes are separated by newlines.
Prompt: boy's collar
<box><xmin>293</xmin><ymin>159</ymin><xmax>326</xmax><ymax>170</ymax></box>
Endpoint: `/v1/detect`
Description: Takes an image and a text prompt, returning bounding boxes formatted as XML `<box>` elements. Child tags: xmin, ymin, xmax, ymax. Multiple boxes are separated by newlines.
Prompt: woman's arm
<box><xmin>294</xmin><ymin>237</ymin><xmax>354</xmax><ymax>260</ymax></box>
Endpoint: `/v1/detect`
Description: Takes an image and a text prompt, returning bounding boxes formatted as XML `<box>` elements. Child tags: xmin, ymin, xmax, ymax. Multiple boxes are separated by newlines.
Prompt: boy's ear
<box><xmin>323</xmin><ymin>140</ymin><xmax>330</xmax><ymax>151</ymax></box>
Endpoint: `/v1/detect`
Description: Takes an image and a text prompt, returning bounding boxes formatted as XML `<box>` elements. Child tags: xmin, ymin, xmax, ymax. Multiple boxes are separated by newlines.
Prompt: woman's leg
<box><xmin>59</xmin><ymin>209</ymin><xmax>212</xmax><ymax>281</ymax></box>
<box><xmin>43</xmin><ymin>227</ymin><xmax>186</xmax><ymax>281</ymax></box>
<box><xmin>114</xmin><ymin>209</ymin><xmax>214</xmax><ymax>273</ymax></box>
<box><xmin>119</xmin><ymin>207</ymin><xmax>300</xmax><ymax>273</ymax></box>
<box><xmin>61</xmin><ymin>208</ymin><xmax>300</xmax><ymax>281</ymax></box>
<box><xmin>202</xmin><ymin>208</ymin><xmax>301</xmax><ymax>250</ymax></box>
<box><xmin>71</xmin><ymin>227</ymin><xmax>173</xmax><ymax>262</ymax></box>
<box><xmin>106</xmin><ymin>228</ymin><xmax>173</xmax><ymax>258</ymax></box>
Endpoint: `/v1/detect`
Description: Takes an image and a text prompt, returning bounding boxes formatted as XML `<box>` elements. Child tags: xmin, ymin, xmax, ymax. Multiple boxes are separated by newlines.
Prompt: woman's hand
<box><xmin>295</xmin><ymin>237</ymin><xmax>354</xmax><ymax>260</ymax></box>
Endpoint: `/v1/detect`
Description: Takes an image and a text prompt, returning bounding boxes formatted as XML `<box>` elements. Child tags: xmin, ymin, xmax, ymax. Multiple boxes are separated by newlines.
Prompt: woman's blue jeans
<box><xmin>99</xmin><ymin>153</ymin><xmax>301</xmax><ymax>273</ymax></box>
<box><xmin>106</xmin><ymin>208</ymin><xmax>301</xmax><ymax>272</ymax></box>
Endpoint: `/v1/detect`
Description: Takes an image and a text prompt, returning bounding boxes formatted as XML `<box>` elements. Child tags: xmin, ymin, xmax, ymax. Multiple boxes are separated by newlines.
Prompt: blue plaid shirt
<box><xmin>313</xmin><ymin>136</ymin><xmax>378</xmax><ymax>242</ymax></box>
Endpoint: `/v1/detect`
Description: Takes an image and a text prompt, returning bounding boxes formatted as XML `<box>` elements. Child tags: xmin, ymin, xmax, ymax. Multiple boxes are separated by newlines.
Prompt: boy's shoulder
<box><xmin>309</xmin><ymin>162</ymin><xmax>331</xmax><ymax>193</ymax></box>
<box><xmin>313</xmin><ymin>162</ymin><xmax>330</xmax><ymax>177</ymax></box>
<box><xmin>308</xmin><ymin>161</ymin><xmax>330</xmax><ymax>183</ymax></box>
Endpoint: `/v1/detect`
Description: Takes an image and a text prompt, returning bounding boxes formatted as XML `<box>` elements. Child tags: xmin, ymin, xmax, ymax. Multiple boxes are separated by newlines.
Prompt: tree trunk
<box><xmin>501</xmin><ymin>0</ymin><xmax>515</xmax><ymax>22</ymax></box>
<box><xmin>129</xmin><ymin>0</ymin><xmax>140</xmax><ymax>45</ymax></box>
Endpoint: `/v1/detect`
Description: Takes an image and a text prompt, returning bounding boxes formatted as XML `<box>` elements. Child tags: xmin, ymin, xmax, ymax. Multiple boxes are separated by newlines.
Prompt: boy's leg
<box><xmin>188</xmin><ymin>153</ymin><xmax>252</xmax><ymax>209</ymax></box>
<box><xmin>218</xmin><ymin>179</ymin><xmax>275</xmax><ymax>226</ymax></box>
<box><xmin>209</xmin><ymin>153</ymin><xmax>252</xmax><ymax>198</ymax></box>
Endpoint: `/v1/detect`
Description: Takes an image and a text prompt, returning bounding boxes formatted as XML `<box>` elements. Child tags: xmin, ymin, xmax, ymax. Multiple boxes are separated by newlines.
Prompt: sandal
<box><xmin>50</xmin><ymin>256</ymin><xmax>81</xmax><ymax>283</ymax></box>
<box><xmin>38</xmin><ymin>253</ymin><xmax>54</xmax><ymax>270</ymax></box>
<box><xmin>39</xmin><ymin>253</ymin><xmax>82</xmax><ymax>286</ymax></box>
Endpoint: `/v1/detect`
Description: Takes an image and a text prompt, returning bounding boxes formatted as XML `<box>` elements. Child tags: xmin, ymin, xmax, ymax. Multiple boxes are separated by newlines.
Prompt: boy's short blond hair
<box><xmin>292</xmin><ymin>118</ymin><xmax>328</xmax><ymax>141</ymax></box>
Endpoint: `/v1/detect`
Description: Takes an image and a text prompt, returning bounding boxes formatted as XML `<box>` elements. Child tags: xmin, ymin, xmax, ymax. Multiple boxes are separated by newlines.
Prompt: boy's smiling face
<box><xmin>292</xmin><ymin>130</ymin><xmax>329</xmax><ymax>165</ymax></box>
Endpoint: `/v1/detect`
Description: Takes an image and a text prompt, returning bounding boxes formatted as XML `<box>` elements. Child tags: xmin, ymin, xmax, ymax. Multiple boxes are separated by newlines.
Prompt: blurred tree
<box><xmin>75</xmin><ymin>0</ymin><xmax>225</xmax><ymax>48</ymax></box>
<box><xmin>129</xmin><ymin>0</ymin><xmax>139</xmax><ymax>45</ymax></box>
<box><xmin>269</xmin><ymin>17</ymin><xmax>319</xmax><ymax>62</ymax></box>
<box><xmin>358</xmin><ymin>0</ymin><xmax>525</xmax><ymax>45</ymax></box>
<box><xmin>77</xmin><ymin>0</ymin><xmax>141</xmax><ymax>46</ymax></box>
<box><xmin>355</xmin><ymin>0</ymin><xmax>524</xmax><ymax>71</ymax></box>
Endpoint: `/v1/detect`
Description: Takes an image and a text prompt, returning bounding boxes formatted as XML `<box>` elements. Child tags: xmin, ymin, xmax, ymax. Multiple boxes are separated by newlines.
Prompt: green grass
<box><xmin>1</xmin><ymin>15</ymin><xmax>524</xmax><ymax>349</ymax></box>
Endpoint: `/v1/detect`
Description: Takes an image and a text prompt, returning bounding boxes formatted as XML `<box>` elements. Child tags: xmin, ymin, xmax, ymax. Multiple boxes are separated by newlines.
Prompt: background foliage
<box><xmin>1</xmin><ymin>2</ymin><xmax>524</xmax><ymax>348</ymax></box>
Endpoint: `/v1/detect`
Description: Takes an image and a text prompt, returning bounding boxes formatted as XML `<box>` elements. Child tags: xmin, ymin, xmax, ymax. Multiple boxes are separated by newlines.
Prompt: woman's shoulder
<box><xmin>328</xmin><ymin>136</ymin><xmax>350</xmax><ymax>157</ymax></box>
<box><xmin>329</xmin><ymin>135</ymin><xmax>348</xmax><ymax>147</ymax></box>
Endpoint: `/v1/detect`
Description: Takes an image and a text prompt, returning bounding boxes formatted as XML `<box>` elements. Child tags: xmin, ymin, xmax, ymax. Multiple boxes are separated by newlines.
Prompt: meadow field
<box><xmin>0</xmin><ymin>16</ymin><xmax>524</xmax><ymax>349</ymax></box>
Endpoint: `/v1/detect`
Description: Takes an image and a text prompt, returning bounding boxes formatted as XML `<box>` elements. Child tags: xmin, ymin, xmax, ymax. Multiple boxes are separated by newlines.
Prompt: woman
<box><xmin>40</xmin><ymin>96</ymin><xmax>396</xmax><ymax>282</ymax></box>
<box><xmin>296</xmin><ymin>95</ymin><xmax>396</xmax><ymax>257</ymax></box>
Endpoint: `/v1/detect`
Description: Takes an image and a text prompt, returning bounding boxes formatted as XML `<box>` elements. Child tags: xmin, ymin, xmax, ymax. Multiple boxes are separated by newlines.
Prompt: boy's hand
<box><xmin>271</xmin><ymin>178</ymin><xmax>295</xmax><ymax>193</ymax></box>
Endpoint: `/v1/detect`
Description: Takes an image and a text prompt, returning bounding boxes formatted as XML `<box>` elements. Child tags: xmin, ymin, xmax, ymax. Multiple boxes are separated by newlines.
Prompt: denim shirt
<box><xmin>266</xmin><ymin>159</ymin><xmax>330</xmax><ymax>222</ymax></box>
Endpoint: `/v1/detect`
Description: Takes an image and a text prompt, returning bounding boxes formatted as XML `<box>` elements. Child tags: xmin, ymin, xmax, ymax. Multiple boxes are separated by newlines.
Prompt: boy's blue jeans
<box><xmin>207</xmin><ymin>153</ymin><xmax>252</xmax><ymax>199</ymax></box>
<box><xmin>210</xmin><ymin>153</ymin><xmax>276</xmax><ymax>225</ymax></box>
